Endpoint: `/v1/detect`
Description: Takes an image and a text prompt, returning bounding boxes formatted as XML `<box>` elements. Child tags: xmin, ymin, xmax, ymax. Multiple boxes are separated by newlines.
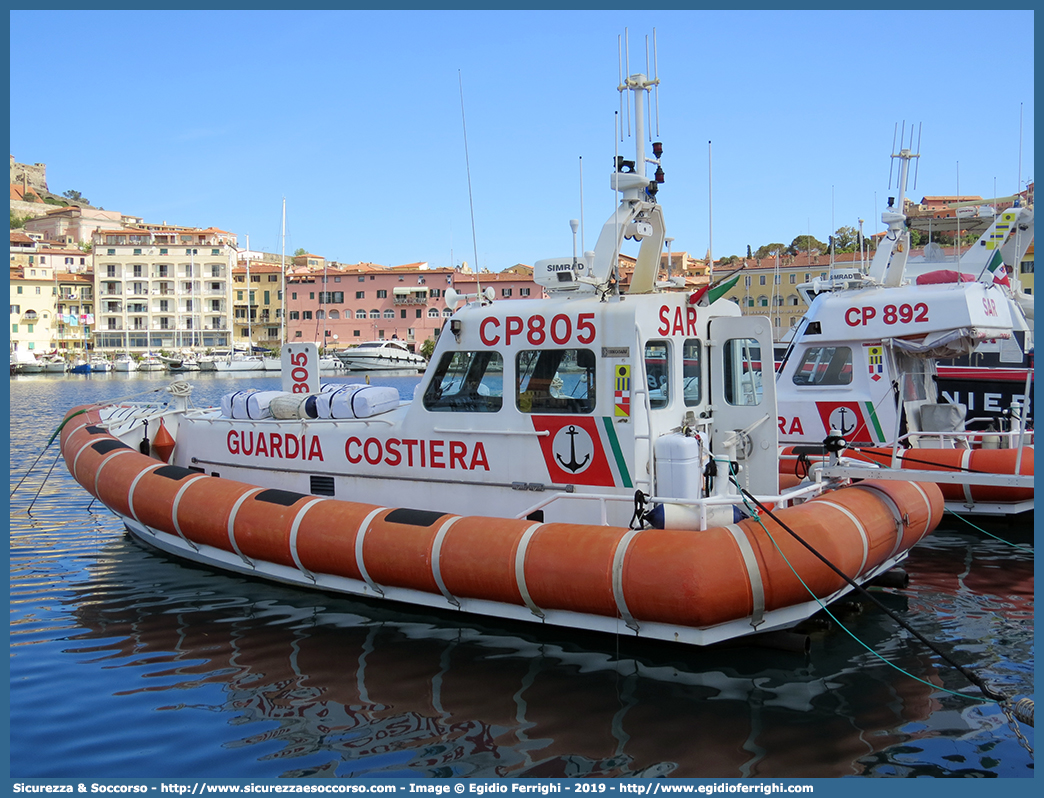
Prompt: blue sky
<box><xmin>10</xmin><ymin>9</ymin><xmax>1035</xmax><ymax>271</ymax></box>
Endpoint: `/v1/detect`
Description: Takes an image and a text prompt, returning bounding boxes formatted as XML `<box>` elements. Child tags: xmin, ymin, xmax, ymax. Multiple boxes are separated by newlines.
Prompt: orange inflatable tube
<box><xmin>779</xmin><ymin>445</ymin><xmax>1033</xmax><ymax>503</ymax></box>
<box><xmin>61</xmin><ymin>408</ymin><xmax>943</xmax><ymax>634</ymax></box>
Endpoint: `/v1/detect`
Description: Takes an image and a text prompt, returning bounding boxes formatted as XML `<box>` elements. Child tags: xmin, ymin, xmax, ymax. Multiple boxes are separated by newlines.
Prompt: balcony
<box><xmin>21</xmin><ymin>310</ymin><xmax>38</xmax><ymax>321</ymax></box>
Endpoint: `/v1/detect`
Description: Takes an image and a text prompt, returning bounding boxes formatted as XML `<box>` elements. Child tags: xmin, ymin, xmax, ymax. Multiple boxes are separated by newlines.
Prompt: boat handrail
<box><xmin>632</xmin><ymin>321</ymin><xmax>654</xmax><ymax>494</ymax></box>
<box><xmin>893</xmin><ymin>428</ymin><xmax>1034</xmax><ymax>448</ymax></box>
<box><xmin>432</xmin><ymin>426</ymin><xmax>549</xmax><ymax>437</ymax></box>
<box><xmin>513</xmin><ymin>480</ymin><xmax>831</xmax><ymax>528</ymax></box>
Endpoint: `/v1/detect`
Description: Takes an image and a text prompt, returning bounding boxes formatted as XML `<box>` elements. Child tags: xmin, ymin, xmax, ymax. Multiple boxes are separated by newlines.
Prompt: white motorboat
<box><xmin>90</xmin><ymin>356</ymin><xmax>112</xmax><ymax>373</ymax></box>
<box><xmin>335</xmin><ymin>340</ymin><xmax>427</xmax><ymax>372</ymax></box>
<box><xmin>113</xmin><ymin>354</ymin><xmax>138</xmax><ymax>372</ymax></box>
<box><xmin>318</xmin><ymin>355</ymin><xmax>346</xmax><ymax>372</ymax></box>
<box><xmin>41</xmin><ymin>356</ymin><xmax>68</xmax><ymax>373</ymax></box>
<box><xmin>57</xmin><ymin>53</ymin><xmax>948</xmax><ymax>649</ymax></box>
<box><xmin>138</xmin><ymin>354</ymin><xmax>165</xmax><ymax>372</ymax></box>
<box><xmin>773</xmin><ymin>146</ymin><xmax>1033</xmax><ymax>516</ymax></box>
<box><xmin>10</xmin><ymin>347</ymin><xmax>40</xmax><ymax>374</ymax></box>
<box><xmin>212</xmin><ymin>353</ymin><xmax>266</xmax><ymax>372</ymax></box>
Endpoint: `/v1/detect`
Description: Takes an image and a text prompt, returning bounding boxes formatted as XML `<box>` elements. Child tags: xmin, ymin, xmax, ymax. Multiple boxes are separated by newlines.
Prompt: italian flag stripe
<box><xmin>602</xmin><ymin>417</ymin><xmax>633</xmax><ymax>488</ymax></box>
<box><xmin>864</xmin><ymin>401</ymin><xmax>887</xmax><ymax>443</ymax></box>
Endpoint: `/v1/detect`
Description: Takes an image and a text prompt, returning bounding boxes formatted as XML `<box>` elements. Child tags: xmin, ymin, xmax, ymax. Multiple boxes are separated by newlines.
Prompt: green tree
<box><xmin>10</xmin><ymin>210</ymin><xmax>31</xmax><ymax>228</ymax></box>
<box><xmin>63</xmin><ymin>189</ymin><xmax>89</xmax><ymax>204</ymax></box>
<box><xmin>80</xmin><ymin>241</ymin><xmax>93</xmax><ymax>254</ymax></box>
<box><xmin>294</xmin><ymin>247</ymin><xmax>307</xmax><ymax>257</ymax></box>
<box><xmin>790</xmin><ymin>234</ymin><xmax>826</xmax><ymax>255</ymax></box>
<box><xmin>754</xmin><ymin>243</ymin><xmax>788</xmax><ymax>259</ymax></box>
<box><xmin>832</xmin><ymin>226</ymin><xmax>858</xmax><ymax>252</ymax></box>
<box><xmin>420</xmin><ymin>338</ymin><xmax>437</xmax><ymax>360</ymax></box>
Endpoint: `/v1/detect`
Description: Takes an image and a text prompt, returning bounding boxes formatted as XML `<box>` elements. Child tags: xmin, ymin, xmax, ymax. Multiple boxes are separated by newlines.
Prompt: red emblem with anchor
<box><xmin>531</xmin><ymin>416</ymin><xmax>615</xmax><ymax>486</ymax></box>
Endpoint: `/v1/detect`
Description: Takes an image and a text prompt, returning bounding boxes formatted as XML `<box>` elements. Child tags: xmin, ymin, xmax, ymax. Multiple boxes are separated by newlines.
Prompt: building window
<box><xmin>400</xmin><ymin>309</ymin><xmax>407</xmax><ymax>319</ymax></box>
<box><xmin>385</xmin><ymin>309</ymin><xmax>395</xmax><ymax>319</ymax></box>
<box><xmin>759</xmin><ymin>275</ymin><xmax>766</xmax><ymax>285</ymax></box>
<box><xmin>1021</xmin><ymin>260</ymin><xmax>1034</xmax><ymax>274</ymax></box>
<box><xmin>212</xmin><ymin>249</ymin><xmax>220</xmax><ymax>256</ymax></box>
<box><xmin>376</xmin><ymin>289</ymin><xmax>387</xmax><ymax>299</ymax></box>
<box><xmin>521</xmin><ymin>288</ymin><xmax>530</xmax><ymax>297</ymax></box>
<box><xmin>359</xmin><ymin>276</ymin><xmax>365</xmax><ymax>282</ymax></box>
<box><xmin>353</xmin><ymin>329</ymin><xmax>361</xmax><ymax>337</ymax></box>
<box><xmin>789</xmin><ymin>273</ymin><xmax>797</xmax><ymax>284</ymax></box>
<box><xmin>302</xmin><ymin>311</ymin><xmax>313</xmax><ymax>320</ymax></box>
<box><xmin>291</xmin><ymin>292</ymin><xmax>297</xmax><ymax>300</ymax></box>
<box><xmin>370</xmin><ymin>310</ymin><xmax>380</xmax><ymax>319</ymax></box>
<box><xmin>160</xmin><ymin>248</ymin><xmax>168</xmax><ymax>255</ymax></box>
<box><xmin>744</xmin><ymin>275</ymin><xmax>751</xmax><ymax>287</ymax></box>
<box><xmin>133</xmin><ymin>248</ymin><xmax>142</xmax><ymax>256</ymax></box>
<box><xmin>295</xmin><ymin>331</ymin><xmax>302</xmax><ymax>338</ymax></box>
<box><xmin>356</xmin><ymin>291</ymin><xmax>365</xmax><ymax>299</ymax></box>
<box><xmin>107</xmin><ymin>249</ymin><xmax>115</xmax><ymax>255</ymax></box>
<box><xmin>502</xmin><ymin>288</ymin><xmax>512</xmax><ymax>297</ymax></box>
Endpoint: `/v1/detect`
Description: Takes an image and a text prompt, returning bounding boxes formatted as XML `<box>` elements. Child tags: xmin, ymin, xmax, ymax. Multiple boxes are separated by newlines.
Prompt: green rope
<box><xmin>731</xmin><ymin>477</ymin><xmax>1003</xmax><ymax>704</ymax></box>
<box><xmin>745</xmin><ymin>504</ymin><xmax>992</xmax><ymax>703</ymax></box>
<box><xmin>45</xmin><ymin>408</ymin><xmax>88</xmax><ymax>446</ymax></box>
<box><xmin>945</xmin><ymin>508</ymin><xmax>1035</xmax><ymax>554</ymax></box>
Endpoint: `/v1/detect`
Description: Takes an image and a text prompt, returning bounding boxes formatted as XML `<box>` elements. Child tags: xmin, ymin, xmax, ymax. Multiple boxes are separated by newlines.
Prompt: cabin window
<box><xmin>516</xmin><ymin>349</ymin><xmax>596</xmax><ymax>414</ymax></box>
<box><xmin>683</xmin><ymin>339</ymin><xmax>701</xmax><ymax>406</ymax></box>
<box><xmin>792</xmin><ymin>346</ymin><xmax>853</xmax><ymax>386</ymax></box>
<box><xmin>423</xmin><ymin>351</ymin><xmax>504</xmax><ymax>413</ymax></box>
<box><xmin>644</xmin><ymin>341</ymin><xmax>670</xmax><ymax>409</ymax></box>
<box><xmin>723</xmin><ymin>338</ymin><xmax>764</xmax><ymax>406</ymax></box>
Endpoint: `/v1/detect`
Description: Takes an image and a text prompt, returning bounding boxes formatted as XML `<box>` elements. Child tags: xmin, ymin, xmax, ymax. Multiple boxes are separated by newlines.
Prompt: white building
<box><xmin>92</xmin><ymin>224</ymin><xmax>237</xmax><ymax>353</ymax></box>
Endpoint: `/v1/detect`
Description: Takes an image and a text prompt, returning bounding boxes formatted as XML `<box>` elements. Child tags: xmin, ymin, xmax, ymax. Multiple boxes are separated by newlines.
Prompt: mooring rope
<box><xmin>729</xmin><ymin>476</ymin><xmax>1007</xmax><ymax>704</ymax></box>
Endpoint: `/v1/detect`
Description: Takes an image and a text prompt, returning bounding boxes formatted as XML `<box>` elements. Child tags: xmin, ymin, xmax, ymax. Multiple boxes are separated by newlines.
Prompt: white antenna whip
<box><xmin>458</xmin><ymin>71</ymin><xmax>482</xmax><ymax>299</ymax></box>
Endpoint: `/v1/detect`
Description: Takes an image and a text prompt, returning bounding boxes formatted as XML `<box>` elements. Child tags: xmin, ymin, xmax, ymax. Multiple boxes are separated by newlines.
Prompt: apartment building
<box><xmin>285</xmin><ymin>264</ymin><xmax>457</xmax><ymax>350</ymax></box>
<box><xmin>92</xmin><ymin>225</ymin><xmax>237</xmax><ymax>353</ymax></box>
<box><xmin>719</xmin><ymin>251</ymin><xmax>867</xmax><ymax>340</ymax></box>
<box><xmin>231</xmin><ymin>260</ymin><xmax>284</xmax><ymax>348</ymax></box>
<box><xmin>54</xmin><ymin>270</ymin><xmax>95</xmax><ymax>355</ymax></box>
<box><xmin>10</xmin><ymin>263</ymin><xmax>56</xmax><ymax>355</ymax></box>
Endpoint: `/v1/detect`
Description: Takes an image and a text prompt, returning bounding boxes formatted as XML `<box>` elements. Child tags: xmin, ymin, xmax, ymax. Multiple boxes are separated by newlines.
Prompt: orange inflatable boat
<box><xmin>61</xmin><ymin>405</ymin><xmax>943</xmax><ymax>647</ymax></box>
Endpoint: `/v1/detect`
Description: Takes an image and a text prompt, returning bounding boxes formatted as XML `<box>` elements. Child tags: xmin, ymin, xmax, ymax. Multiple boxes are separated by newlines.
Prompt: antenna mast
<box><xmin>280</xmin><ymin>198</ymin><xmax>286</xmax><ymax>346</ymax></box>
<box><xmin>459</xmin><ymin>71</ymin><xmax>483</xmax><ymax>303</ymax></box>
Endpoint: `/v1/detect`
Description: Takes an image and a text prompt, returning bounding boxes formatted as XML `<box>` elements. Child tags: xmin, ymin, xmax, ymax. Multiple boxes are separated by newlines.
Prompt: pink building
<box><xmin>285</xmin><ymin>264</ymin><xmax>545</xmax><ymax>351</ymax></box>
<box><xmin>285</xmin><ymin>264</ymin><xmax>456</xmax><ymax>351</ymax></box>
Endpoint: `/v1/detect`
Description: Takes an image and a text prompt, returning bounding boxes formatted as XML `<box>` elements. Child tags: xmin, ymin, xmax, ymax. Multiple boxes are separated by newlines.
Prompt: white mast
<box><xmin>246</xmin><ymin>233</ymin><xmax>252</xmax><ymax>351</ymax></box>
<box><xmin>280</xmin><ymin>198</ymin><xmax>286</xmax><ymax>346</ymax></box>
<box><xmin>708</xmin><ymin>140</ymin><xmax>713</xmax><ymax>281</ymax></box>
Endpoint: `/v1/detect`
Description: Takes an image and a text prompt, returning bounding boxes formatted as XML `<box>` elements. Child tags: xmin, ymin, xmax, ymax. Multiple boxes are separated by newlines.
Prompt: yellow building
<box><xmin>718</xmin><ymin>252</ymin><xmax>864</xmax><ymax>340</ymax></box>
<box><xmin>231</xmin><ymin>260</ymin><xmax>283</xmax><ymax>349</ymax></box>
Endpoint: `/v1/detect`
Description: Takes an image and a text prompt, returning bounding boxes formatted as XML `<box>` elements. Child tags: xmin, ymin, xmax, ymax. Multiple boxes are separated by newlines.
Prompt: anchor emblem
<box><xmin>554</xmin><ymin>425</ymin><xmax>592</xmax><ymax>473</ymax></box>
<box><xmin>828</xmin><ymin>406</ymin><xmax>858</xmax><ymax>436</ymax></box>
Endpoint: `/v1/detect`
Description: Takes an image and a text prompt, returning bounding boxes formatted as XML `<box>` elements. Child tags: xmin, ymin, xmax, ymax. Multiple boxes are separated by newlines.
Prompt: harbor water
<box><xmin>8</xmin><ymin>372</ymin><xmax>1034</xmax><ymax>779</ymax></box>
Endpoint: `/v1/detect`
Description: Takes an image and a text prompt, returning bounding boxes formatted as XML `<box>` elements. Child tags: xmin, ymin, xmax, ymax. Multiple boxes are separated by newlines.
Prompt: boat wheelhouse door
<box><xmin>708</xmin><ymin>316</ymin><xmax>779</xmax><ymax>495</ymax></box>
